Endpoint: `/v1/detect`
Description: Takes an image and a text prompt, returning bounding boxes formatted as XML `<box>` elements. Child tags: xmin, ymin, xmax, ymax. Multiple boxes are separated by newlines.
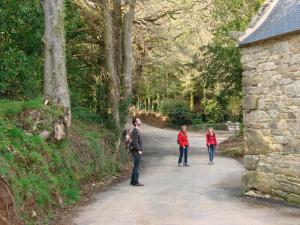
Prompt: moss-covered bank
<box><xmin>0</xmin><ymin>99</ymin><xmax>129</xmax><ymax>224</ymax></box>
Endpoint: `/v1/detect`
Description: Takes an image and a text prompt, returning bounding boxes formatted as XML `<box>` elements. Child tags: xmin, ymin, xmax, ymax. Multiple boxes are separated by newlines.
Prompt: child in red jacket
<box><xmin>177</xmin><ymin>125</ymin><xmax>189</xmax><ymax>167</ymax></box>
<box><xmin>206</xmin><ymin>127</ymin><xmax>217</xmax><ymax>165</ymax></box>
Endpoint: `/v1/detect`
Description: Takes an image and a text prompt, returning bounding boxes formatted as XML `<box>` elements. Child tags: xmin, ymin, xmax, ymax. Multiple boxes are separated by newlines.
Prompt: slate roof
<box><xmin>240</xmin><ymin>0</ymin><xmax>300</xmax><ymax>46</ymax></box>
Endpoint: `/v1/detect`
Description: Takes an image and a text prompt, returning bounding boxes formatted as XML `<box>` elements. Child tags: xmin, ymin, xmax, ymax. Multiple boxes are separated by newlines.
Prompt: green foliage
<box><xmin>191</xmin><ymin>112</ymin><xmax>203</xmax><ymax>125</ymax></box>
<box><xmin>73</xmin><ymin>107</ymin><xmax>104</xmax><ymax>124</ymax></box>
<box><xmin>226</xmin><ymin>96</ymin><xmax>242</xmax><ymax>121</ymax></box>
<box><xmin>0</xmin><ymin>99</ymin><xmax>129</xmax><ymax>224</ymax></box>
<box><xmin>119</xmin><ymin>98</ymin><xmax>131</xmax><ymax>127</ymax></box>
<box><xmin>159</xmin><ymin>99</ymin><xmax>192</xmax><ymax>126</ymax></box>
<box><xmin>202</xmin><ymin>98</ymin><xmax>224</xmax><ymax>123</ymax></box>
<box><xmin>0</xmin><ymin>97</ymin><xmax>43</xmax><ymax>117</ymax></box>
<box><xmin>198</xmin><ymin>43</ymin><xmax>243</xmax><ymax>97</ymax></box>
<box><xmin>189</xmin><ymin>122</ymin><xmax>227</xmax><ymax>131</ymax></box>
<box><xmin>193</xmin><ymin>0</ymin><xmax>263</xmax><ymax>123</ymax></box>
<box><xmin>213</xmin><ymin>0</ymin><xmax>263</xmax><ymax>42</ymax></box>
<box><xmin>0</xmin><ymin>0</ymin><xmax>111</xmax><ymax>124</ymax></box>
<box><xmin>0</xmin><ymin>0</ymin><xmax>43</xmax><ymax>100</ymax></box>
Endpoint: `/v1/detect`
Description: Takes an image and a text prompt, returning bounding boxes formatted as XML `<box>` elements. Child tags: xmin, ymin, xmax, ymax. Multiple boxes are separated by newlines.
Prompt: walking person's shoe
<box><xmin>208</xmin><ymin>162</ymin><xmax>212</xmax><ymax>165</ymax></box>
<box><xmin>133</xmin><ymin>183</ymin><xmax>144</xmax><ymax>186</ymax></box>
<box><xmin>184</xmin><ymin>163</ymin><xmax>190</xmax><ymax>167</ymax></box>
<box><xmin>178</xmin><ymin>163</ymin><xmax>182</xmax><ymax>167</ymax></box>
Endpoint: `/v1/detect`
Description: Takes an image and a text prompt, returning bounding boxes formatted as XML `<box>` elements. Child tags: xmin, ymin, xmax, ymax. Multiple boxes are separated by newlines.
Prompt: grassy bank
<box><xmin>0</xmin><ymin>99</ymin><xmax>129</xmax><ymax>224</ymax></box>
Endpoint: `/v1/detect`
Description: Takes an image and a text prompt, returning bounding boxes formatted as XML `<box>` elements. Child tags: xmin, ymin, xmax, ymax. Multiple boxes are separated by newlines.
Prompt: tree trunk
<box><xmin>190</xmin><ymin>92</ymin><xmax>194</xmax><ymax>112</ymax></box>
<box><xmin>101</xmin><ymin>0</ymin><xmax>121</xmax><ymax>132</ymax></box>
<box><xmin>122</xmin><ymin>0</ymin><xmax>136</xmax><ymax>98</ymax></box>
<box><xmin>156</xmin><ymin>93</ymin><xmax>160</xmax><ymax>112</ymax></box>
<box><xmin>41</xmin><ymin>0</ymin><xmax>70</xmax><ymax>109</ymax></box>
<box><xmin>147</xmin><ymin>97</ymin><xmax>151</xmax><ymax>112</ymax></box>
<box><xmin>41</xmin><ymin>0</ymin><xmax>53</xmax><ymax>100</ymax></box>
<box><xmin>113</xmin><ymin>0</ymin><xmax>123</xmax><ymax>89</ymax></box>
<box><xmin>137</xmin><ymin>95</ymin><xmax>141</xmax><ymax>110</ymax></box>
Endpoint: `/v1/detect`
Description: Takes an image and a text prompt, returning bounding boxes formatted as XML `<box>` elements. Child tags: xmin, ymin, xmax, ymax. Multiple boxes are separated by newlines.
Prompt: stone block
<box><xmin>271</xmin><ymin>189</ymin><xmax>287</xmax><ymax>199</ymax></box>
<box><xmin>280</xmin><ymin>182</ymin><xmax>293</xmax><ymax>193</ymax></box>
<box><xmin>280</xmin><ymin>78</ymin><xmax>293</xmax><ymax>85</ymax></box>
<box><xmin>287</xmin><ymin>193</ymin><xmax>300</xmax><ymax>205</ymax></box>
<box><xmin>248</xmin><ymin>110</ymin><xmax>269</xmax><ymax>123</ymax></box>
<box><xmin>242</xmin><ymin>171</ymin><xmax>271</xmax><ymax>194</ymax></box>
<box><xmin>295</xmin><ymin>81</ymin><xmax>300</xmax><ymax>97</ymax></box>
<box><xmin>286</xmin><ymin>84</ymin><xmax>296</xmax><ymax>96</ymax></box>
<box><xmin>243</xmin><ymin>155</ymin><xmax>260</xmax><ymax>170</ymax></box>
<box><xmin>242</xmin><ymin>77</ymin><xmax>258</xmax><ymax>87</ymax></box>
<box><xmin>273</xmin><ymin>136</ymin><xmax>289</xmax><ymax>145</ymax></box>
<box><xmin>270</xmin><ymin>179</ymin><xmax>281</xmax><ymax>190</ymax></box>
<box><xmin>273</xmin><ymin>41</ymin><xmax>289</xmax><ymax>54</ymax></box>
<box><xmin>291</xmin><ymin>183</ymin><xmax>300</xmax><ymax>195</ymax></box>
<box><xmin>280</xmin><ymin>169</ymin><xmax>299</xmax><ymax>178</ymax></box>
<box><xmin>294</xmin><ymin>98</ymin><xmax>300</xmax><ymax>106</ymax></box>
<box><xmin>245</xmin><ymin>129</ymin><xmax>272</xmax><ymax>154</ymax></box>
<box><xmin>243</xmin><ymin>95</ymin><xmax>259</xmax><ymax>110</ymax></box>
<box><xmin>257</xmin><ymin>162</ymin><xmax>273</xmax><ymax>173</ymax></box>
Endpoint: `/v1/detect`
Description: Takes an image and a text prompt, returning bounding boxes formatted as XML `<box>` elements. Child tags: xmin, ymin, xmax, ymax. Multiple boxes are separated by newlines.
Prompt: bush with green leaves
<box><xmin>202</xmin><ymin>98</ymin><xmax>224</xmax><ymax>123</ymax></box>
<box><xmin>159</xmin><ymin>99</ymin><xmax>192</xmax><ymax>126</ymax></box>
<box><xmin>191</xmin><ymin>112</ymin><xmax>203</xmax><ymax>125</ymax></box>
<box><xmin>0</xmin><ymin>0</ymin><xmax>44</xmax><ymax>99</ymax></box>
<box><xmin>226</xmin><ymin>96</ymin><xmax>242</xmax><ymax>122</ymax></box>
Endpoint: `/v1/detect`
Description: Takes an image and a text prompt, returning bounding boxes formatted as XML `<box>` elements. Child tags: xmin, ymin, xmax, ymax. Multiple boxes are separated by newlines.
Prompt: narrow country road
<box><xmin>70</xmin><ymin>124</ymin><xmax>300</xmax><ymax>225</ymax></box>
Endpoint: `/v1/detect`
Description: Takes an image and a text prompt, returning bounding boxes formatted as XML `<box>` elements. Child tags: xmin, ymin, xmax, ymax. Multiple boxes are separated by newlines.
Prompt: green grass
<box><xmin>0</xmin><ymin>98</ymin><xmax>43</xmax><ymax>117</ymax></box>
<box><xmin>0</xmin><ymin>99</ymin><xmax>129</xmax><ymax>224</ymax></box>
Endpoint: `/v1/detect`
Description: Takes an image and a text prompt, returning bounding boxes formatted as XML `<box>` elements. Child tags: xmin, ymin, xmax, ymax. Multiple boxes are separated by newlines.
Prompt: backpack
<box><xmin>125</xmin><ymin>129</ymin><xmax>132</xmax><ymax>150</ymax></box>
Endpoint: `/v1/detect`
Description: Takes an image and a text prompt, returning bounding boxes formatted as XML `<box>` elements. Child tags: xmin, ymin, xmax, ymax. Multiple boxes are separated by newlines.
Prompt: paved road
<box><xmin>71</xmin><ymin>124</ymin><xmax>300</xmax><ymax>225</ymax></box>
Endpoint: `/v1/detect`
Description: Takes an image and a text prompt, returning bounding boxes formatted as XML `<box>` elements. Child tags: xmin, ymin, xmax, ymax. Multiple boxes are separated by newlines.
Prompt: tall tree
<box><xmin>122</xmin><ymin>0</ymin><xmax>136</xmax><ymax>97</ymax></box>
<box><xmin>101</xmin><ymin>0</ymin><xmax>121</xmax><ymax>132</ymax></box>
<box><xmin>99</xmin><ymin>0</ymin><xmax>137</xmax><ymax>149</ymax></box>
<box><xmin>41</xmin><ymin>0</ymin><xmax>71</xmax><ymax>109</ymax></box>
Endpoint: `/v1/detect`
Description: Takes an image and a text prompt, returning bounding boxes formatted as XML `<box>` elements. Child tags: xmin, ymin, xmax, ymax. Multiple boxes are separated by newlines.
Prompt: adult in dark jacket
<box><xmin>130</xmin><ymin>117</ymin><xmax>144</xmax><ymax>186</ymax></box>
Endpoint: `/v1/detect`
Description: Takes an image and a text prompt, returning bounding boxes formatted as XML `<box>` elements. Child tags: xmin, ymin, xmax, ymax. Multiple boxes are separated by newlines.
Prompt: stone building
<box><xmin>238</xmin><ymin>0</ymin><xmax>300</xmax><ymax>204</ymax></box>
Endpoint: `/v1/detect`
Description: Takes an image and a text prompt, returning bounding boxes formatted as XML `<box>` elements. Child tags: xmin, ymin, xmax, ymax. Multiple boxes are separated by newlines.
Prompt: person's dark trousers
<box><xmin>178</xmin><ymin>146</ymin><xmax>188</xmax><ymax>164</ymax></box>
<box><xmin>131</xmin><ymin>152</ymin><xmax>141</xmax><ymax>185</ymax></box>
<box><xmin>208</xmin><ymin>144</ymin><xmax>216</xmax><ymax>162</ymax></box>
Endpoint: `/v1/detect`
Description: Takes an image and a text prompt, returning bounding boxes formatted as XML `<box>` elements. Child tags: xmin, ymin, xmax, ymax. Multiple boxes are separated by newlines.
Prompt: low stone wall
<box><xmin>242</xmin><ymin>154</ymin><xmax>300</xmax><ymax>204</ymax></box>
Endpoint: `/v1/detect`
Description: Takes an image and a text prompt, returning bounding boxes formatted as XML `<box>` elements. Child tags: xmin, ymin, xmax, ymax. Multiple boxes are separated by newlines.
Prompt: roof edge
<box><xmin>239</xmin><ymin>29</ymin><xmax>300</xmax><ymax>48</ymax></box>
<box><xmin>239</xmin><ymin>0</ymin><xmax>279</xmax><ymax>44</ymax></box>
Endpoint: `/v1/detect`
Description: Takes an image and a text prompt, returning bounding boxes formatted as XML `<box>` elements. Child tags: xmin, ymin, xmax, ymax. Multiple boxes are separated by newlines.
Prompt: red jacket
<box><xmin>178</xmin><ymin>131</ymin><xmax>189</xmax><ymax>147</ymax></box>
<box><xmin>206</xmin><ymin>133</ymin><xmax>217</xmax><ymax>145</ymax></box>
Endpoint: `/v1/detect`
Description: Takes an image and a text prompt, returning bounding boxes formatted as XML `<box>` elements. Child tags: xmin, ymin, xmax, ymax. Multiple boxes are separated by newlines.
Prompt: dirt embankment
<box><xmin>0</xmin><ymin>178</ymin><xmax>24</xmax><ymax>225</ymax></box>
<box><xmin>134</xmin><ymin>111</ymin><xmax>170</xmax><ymax>128</ymax></box>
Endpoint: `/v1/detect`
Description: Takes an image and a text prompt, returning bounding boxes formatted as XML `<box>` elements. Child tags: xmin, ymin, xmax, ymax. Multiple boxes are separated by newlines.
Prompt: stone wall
<box><xmin>241</xmin><ymin>33</ymin><xmax>300</xmax><ymax>204</ymax></box>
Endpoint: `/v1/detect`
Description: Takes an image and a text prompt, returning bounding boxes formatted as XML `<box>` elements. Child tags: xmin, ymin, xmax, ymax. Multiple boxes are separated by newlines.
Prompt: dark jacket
<box><xmin>131</xmin><ymin>127</ymin><xmax>143</xmax><ymax>152</ymax></box>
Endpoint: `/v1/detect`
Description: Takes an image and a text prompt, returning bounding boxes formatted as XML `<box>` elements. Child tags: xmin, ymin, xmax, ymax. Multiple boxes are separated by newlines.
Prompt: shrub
<box><xmin>191</xmin><ymin>112</ymin><xmax>203</xmax><ymax>125</ymax></box>
<box><xmin>159</xmin><ymin>99</ymin><xmax>192</xmax><ymax>126</ymax></box>
<box><xmin>226</xmin><ymin>96</ymin><xmax>242</xmax><ymax>121</ymax></box>
<box><xmin>202</xmin><ymin>98</ymin><xmax>224</xmax><ymax>123</ymax></box>
<box><xmin>72</xmin><ymin>107</ymin><xmax>104</xmax><ymax>124</ymax></box>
